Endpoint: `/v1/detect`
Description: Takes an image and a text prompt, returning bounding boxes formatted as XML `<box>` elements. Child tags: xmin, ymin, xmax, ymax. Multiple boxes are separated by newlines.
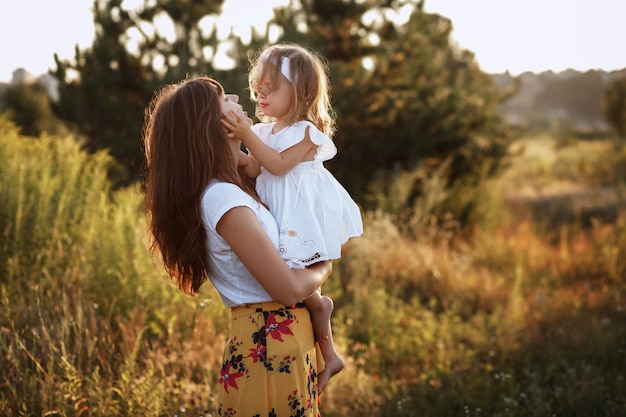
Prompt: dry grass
<box><xmin>1</xmin><ymin>120</ymin><xmax>625</xmax><ymax>416</ymax></box>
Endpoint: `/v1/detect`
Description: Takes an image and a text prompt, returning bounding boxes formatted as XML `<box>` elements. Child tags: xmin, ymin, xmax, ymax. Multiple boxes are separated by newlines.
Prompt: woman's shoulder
<box><xmin>205</xmin><ymin>180</ymin><xmax>244</xmax><ymax>195</ymax></box>
<box><xmin>202</xmin><ymin>181</ymin><xmax>258</xmax><ymax>223</ymax></box>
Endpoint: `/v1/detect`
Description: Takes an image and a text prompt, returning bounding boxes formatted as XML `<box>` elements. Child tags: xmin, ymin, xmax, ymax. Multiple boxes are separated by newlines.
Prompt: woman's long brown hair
<box><xmin>142</xmin><ymin>77</ymin><xmax>259</xmax><ymax>295</ymax></box>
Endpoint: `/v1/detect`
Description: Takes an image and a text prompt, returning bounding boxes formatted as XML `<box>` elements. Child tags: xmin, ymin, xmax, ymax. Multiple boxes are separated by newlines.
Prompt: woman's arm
<box><xmin>222</xmin><ymin>110</ymin><xmax>315</xmax><ymax>176</ymax></box>
<box><xmin>216</xmin><ymin>205</ymin><xmax>331</xmax><ymax>306</ymax></box>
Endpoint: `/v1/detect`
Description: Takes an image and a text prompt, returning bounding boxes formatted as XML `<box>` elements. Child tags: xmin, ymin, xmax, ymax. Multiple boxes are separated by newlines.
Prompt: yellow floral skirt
<box><xmin>218</xmin><ymin>301</ymin><xmax>324</xmax><ymax>417</ymax></box>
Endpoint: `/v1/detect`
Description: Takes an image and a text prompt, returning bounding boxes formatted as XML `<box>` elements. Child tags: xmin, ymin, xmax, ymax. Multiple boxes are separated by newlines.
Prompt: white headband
<box><xmin>280</xmin><ymin>56</ymin><xmax>293</xmax><ymax>84</ymax></box>
<box><xmin>261</xmin><ymin>53</ymin><xmax>294</xmax><ymax>84</ymax></box>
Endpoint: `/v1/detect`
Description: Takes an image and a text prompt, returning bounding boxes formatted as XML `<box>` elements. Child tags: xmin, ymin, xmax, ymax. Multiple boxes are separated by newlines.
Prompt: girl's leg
<box><xmin>304</xmin><ymin>291</ymin><xmax>344</xmax><ymax>392</ymax></box>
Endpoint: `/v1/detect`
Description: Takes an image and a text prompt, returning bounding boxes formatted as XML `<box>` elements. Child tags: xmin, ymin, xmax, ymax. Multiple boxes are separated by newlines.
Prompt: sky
<box><xmin>1</xmin><ymin>0</ymin><xmax>625</xmax><ymax>83</ymax></box>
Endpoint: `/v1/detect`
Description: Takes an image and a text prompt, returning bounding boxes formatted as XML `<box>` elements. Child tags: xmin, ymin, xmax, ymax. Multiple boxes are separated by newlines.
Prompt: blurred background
<box><xmin>1</xmin><ymin>0</ymin><xmax>625</xmax><ymax>416</ymax></box>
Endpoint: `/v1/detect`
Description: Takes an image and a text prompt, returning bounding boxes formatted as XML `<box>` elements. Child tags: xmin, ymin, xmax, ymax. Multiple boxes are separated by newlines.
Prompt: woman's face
<box><xmin>221</xmin><ymin>93</ymin><xmax>252</xmax><ymax>128</ymax></box>
<box><xmin>221</xmin><ymin>94</ymin><xmax>243</xmax><ymax>115</ymax></box>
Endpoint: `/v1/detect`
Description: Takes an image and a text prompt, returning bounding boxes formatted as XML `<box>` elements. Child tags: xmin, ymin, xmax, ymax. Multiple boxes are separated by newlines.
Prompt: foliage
<box><xmin>50</xmin><ymin>0</ymin><xmax>255</xmax><ymax>183</ymax></box>
<box><xmin>0</xmin><ymin>81</ymin><xmax>65</xmax><ymax>137</ymax></box>
<box><xmin>2</xmin><ymin>117</ymin><xmax>625</xmax><ymax>416</ymax></box>
<box><xmin>534</xmin><ymin>70</ymin><xmax>605</xmax><ymax>121</ymax></box>
<box><xmin>267</xmin><ymin>0</ymin><xmax>509</xmax><ymax>212</ymax></box>
<box><xmin>603</xmin><ymin>74</ymin><xmax>626</xmax><ymax>139</ymax></box>
<box><xmin>50</xmin><ymin>0</ymin><xmax>508</xmax><ymax>220</ymax></box>
<box><xmin>0</xmin><ymin>119</ymin><xmax>228</xmax><ymax>415</ymax></box>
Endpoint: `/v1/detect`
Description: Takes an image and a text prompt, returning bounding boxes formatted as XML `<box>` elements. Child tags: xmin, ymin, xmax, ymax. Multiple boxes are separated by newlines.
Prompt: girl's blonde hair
<box><xmin>249</xmin><ymin>43</ymin><xmax>336</xmax><ymax>138</ymax></box>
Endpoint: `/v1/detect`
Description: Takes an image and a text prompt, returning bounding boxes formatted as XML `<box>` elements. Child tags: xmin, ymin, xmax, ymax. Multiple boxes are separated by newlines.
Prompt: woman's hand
<box><xmin>302</xmin><ymin>261</ymin><xmax>333</xmax><ymax>287</ymax></box>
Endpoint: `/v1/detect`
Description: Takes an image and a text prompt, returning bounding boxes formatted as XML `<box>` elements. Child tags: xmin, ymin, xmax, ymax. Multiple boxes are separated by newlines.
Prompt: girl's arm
<box><xmin>222</xmin><ymin>109</ymin><xmax>315</xmax><ymax>176</ymax></box>
<box><xmin>238</xmin><ymin>150</ymin><xmax>261</xmax><ymax>178</ymax></box>
<box><xmin>217</xmin><ymin>205</ymin><xmax>332</xmax><ymax>306</ymax></box>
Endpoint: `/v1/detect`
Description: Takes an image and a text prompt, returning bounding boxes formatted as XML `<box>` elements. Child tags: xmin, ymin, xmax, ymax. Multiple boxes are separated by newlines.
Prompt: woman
<box><xmin>142</xmin><ymin>76</ymin><xmax>332</xmax><ymax>416</ymax></box>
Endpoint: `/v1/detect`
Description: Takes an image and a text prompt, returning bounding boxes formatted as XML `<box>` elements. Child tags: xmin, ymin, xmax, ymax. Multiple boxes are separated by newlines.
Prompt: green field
<box><xmin>1</xmin><ymin>119</ymin><xmax>625</xmax><ymax>416</ymax></box>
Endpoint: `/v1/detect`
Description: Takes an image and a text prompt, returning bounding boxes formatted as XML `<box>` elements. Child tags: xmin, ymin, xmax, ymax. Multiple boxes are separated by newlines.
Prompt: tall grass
<box><xmin>0</xmin><ymin>119</ymin><xmax>227</xmax><ymax>416</ymax></box>
<box><xmin>1</xmin><ymin>119</ymin><xmax>625</xmax><ymax>416</ymax></box>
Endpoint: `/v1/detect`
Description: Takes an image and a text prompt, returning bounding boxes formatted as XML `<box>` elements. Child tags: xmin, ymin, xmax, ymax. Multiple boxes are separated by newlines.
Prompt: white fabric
<box><xmin>280</xmin><ymin>56</ymin><xmax>293</xmax><ymax>83</ymax></box>
<box><xmin>251</xmin><ymin>121</ymin><xmax>363</xmax><ymax>268</ymax></box>
<box><xmin>261</xmin><ymin>54</ymin><xmax>294</xmax><ymax>84</ymax></box>
<box><xmin>200</xmin><ymin>181</ymin><xmax>278</xmax><ymax>307</ymax></box>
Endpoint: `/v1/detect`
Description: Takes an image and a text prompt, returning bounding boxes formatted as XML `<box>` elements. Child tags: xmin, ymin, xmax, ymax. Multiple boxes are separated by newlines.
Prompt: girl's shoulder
<box><xmin>251</xmin><ymin>122</ymin><xmax>275</xmax><ymax>137</ymax></box>
<box><xmin>290</xmin><ymin>121</ymin><xmax>337</xmax><ymax>161</ymax></box>
<box><xmin>290</xmin><ymin>120</ymin><xmax>321</xmax><ymax>134</ymax></box>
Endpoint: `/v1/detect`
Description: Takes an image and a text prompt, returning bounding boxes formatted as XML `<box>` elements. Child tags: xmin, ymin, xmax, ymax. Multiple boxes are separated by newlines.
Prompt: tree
<box><xmin>267</xmin><ymin>0</ymin><xmax>507</xmax><ymax>207</ymax></box>
<box><xmin>51</xmin><ymin>0</ymin><xmax>232</xmax><ymax>183</ymax></box>
<box><xmin>1</xmin><ymin>81</ymin><xmax>64</xmax><ymax>137</ymax></box>
<box><xmin>51</xmin><ymin>0</ymin><xmax>508</xmax><ymax>218</ymax></box>
<box><xmin>603</xmin><ymin>74</ymin><xmax>626</xmax><ymax>139</ymax></box>
<box><xmin>534</xmin><ymin>70</ymin><xmax>605</xmax><ymax>123</ymax></box>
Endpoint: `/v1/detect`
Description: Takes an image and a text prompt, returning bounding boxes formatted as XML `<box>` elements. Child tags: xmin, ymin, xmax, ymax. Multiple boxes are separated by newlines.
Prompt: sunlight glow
<box><xmin>199</xmin><ymin>16</ymin><xmax>217</xmax><ymax>38</ymax></box>
<box><xmin>384</xmin><ymin>4</ymin><xmax>413</xmax><ymax>25</ymax></box>
<box><xmin>367</xmin><ymin>33</ymin><xmax>380</xmax><ymax>47</ymax></box>
<box><xmin>154</xmin><ymin>12</ymin><xmax>176</xmax><ymax>43</ymax></box>
<box><xmin>214</xmin><ymin>41</ymin><xmax>237</xmax><ymax>70</ymax></box>
<box><xmin>2</xmin><ymin>0</ymin><xmax>625</xmax><ymax>82</ymax></box>
<box><xmin>362</xmin><ymin>56</ymin><xmax>375</xmax><ymax>71</ymax></box>
<box><xmin>268</xmin><ymin>25</ymin><xmax>283</xmax><ymax>43</ymax></box>
<box><xmin>151</xmin><ymin>55</ymin><xmax>165</xmax><ymax>75</ymax></box>
<box><xmin>215</xmin><ymin>0</ymin><xmax>290</xmax><ymax>43</ymax></box>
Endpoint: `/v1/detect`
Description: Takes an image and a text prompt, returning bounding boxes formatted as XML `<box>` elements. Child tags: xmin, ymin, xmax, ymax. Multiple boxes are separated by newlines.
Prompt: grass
<box><xmin>1</xmin><ymin>118</ymin><xmax>625</xmax><ymax>416</ymax></box>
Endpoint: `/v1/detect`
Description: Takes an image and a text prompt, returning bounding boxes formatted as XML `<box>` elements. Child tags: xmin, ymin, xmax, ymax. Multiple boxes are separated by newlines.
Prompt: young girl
<box><xmin>222</xmin><ymin>43</ymin><xmax>363</xmax><ymax>392</ymax></box>
<box><xmin>142</xmin><ymin>77</ymin><xmax>332</xmax><ymax>415</ymax></box>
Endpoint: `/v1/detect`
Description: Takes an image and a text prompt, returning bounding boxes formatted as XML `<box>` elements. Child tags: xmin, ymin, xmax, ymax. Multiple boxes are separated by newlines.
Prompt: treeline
<box><xmin>1</xmin><ymin>0</ymin><xmax>509</xmax><ymax>223</ymax></box>
<box><xmin>3</xmin><ymin>0</ymin><xmax>626</xmax><ymax>219</ymax></box>
<box><xmin>495</xmin><ymin>68</ymin><xmax>626</xmax><ymax>131</ymax></box>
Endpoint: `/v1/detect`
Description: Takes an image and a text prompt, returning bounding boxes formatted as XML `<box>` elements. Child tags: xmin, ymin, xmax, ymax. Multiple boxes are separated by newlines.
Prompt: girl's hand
<box><xmin>222</xmin><ymin>109</ymin><xmax>252</xmax><ymax>139</ymax></box>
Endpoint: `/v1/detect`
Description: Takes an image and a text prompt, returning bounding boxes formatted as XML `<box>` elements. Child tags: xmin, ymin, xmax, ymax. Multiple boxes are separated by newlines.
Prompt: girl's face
<box><xmin>256</xmin><ymin>73</ymin><xmax>292</xmax><ymax>120</ymax></box>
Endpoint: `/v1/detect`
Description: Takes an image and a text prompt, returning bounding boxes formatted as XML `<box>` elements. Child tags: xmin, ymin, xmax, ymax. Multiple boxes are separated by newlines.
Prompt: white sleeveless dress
<box><xmin>252</xmin><ymin>121</ymin><xmax>363</xmax><ymax>269</ymax></box>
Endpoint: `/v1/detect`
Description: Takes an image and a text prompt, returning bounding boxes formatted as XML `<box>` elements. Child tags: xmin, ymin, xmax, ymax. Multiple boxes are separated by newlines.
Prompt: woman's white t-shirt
<box><xmin>200</xmin><ymin>181</ymin><xmax>278</xmax><ymax>307</ymax></box>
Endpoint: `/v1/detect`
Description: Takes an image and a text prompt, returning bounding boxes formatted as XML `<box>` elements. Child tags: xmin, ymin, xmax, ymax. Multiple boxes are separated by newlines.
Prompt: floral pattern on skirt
<box><xmin>218</xmin><ymin>302</ymin><xmax>323</xmax><ymax>417</ymax></box>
